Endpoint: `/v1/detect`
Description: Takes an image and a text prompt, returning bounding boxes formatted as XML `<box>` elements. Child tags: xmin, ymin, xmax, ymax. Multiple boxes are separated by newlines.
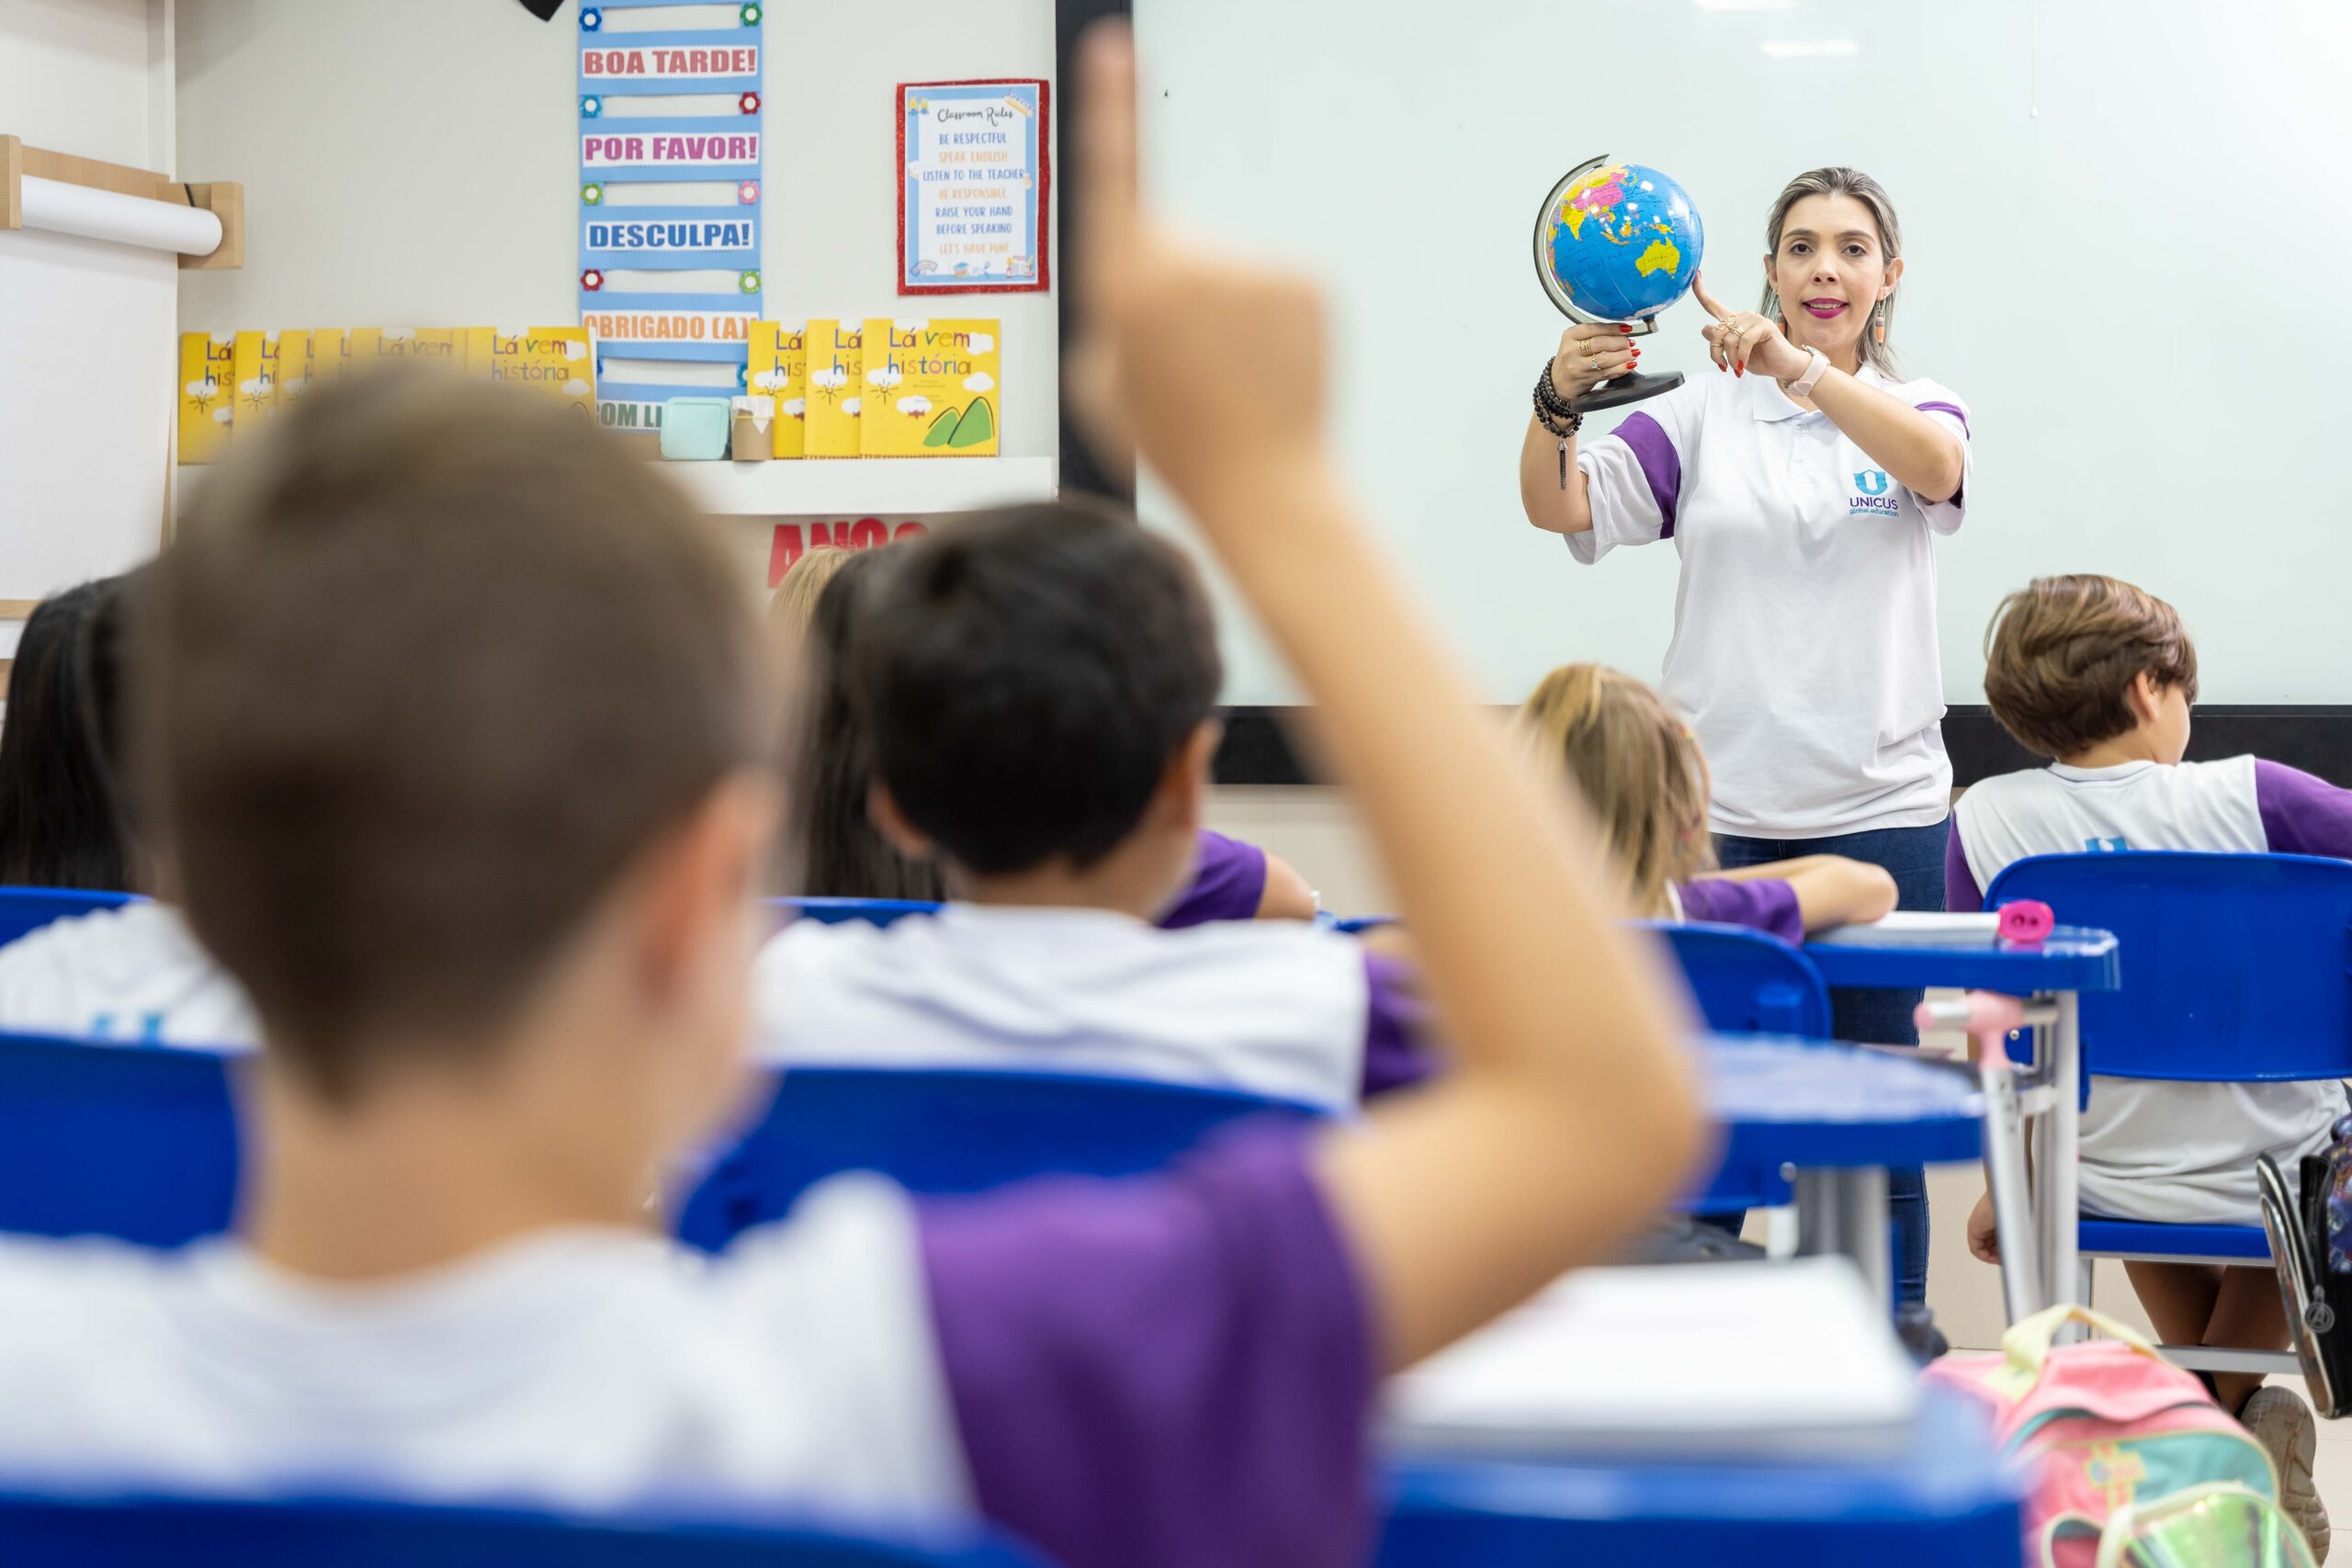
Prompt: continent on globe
<box><xmin>1557</xmin><ymin>164</ymin><xmax>1630</xmax><ymax>241</ymax></box>
<box><xmin>1635</xmin><ymin>239</ymin><xmax>1681</xmax><ymax>276</ymax></box>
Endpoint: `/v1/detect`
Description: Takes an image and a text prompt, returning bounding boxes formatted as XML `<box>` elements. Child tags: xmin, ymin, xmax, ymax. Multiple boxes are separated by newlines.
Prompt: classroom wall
<box><xmin>175</xmin><ymin>0</ymin><xmax>1057</xmax><ymax>580</ymax></box>
<box><xmin>0</xmin><ymin>0</ymin><xmax>174</xmax><ymax>171</ymax></box>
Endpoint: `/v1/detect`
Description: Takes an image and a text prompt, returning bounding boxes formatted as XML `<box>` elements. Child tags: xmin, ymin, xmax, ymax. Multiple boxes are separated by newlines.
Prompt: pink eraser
<box><xmin>1998</xmin><ymin>900</ymin><xmax>2054</xmax><ymax>943</ymax></box>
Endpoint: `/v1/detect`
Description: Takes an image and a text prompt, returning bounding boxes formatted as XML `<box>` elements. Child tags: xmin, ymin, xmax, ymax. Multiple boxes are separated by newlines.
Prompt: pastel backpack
<box><xmin>1922</xmin><ymin>1304</ymin><xmax>2281</xmax><ymax>1567</ymax></box>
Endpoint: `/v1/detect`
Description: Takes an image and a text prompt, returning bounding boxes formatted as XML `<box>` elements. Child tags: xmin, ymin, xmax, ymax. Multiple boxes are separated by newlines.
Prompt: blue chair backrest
<box><xmin>1640</xmin><ymin>920</ymin><xmax>1834</xmax><ymax>1038</ymax></box>
<box><xmin>673</xmin><ymin>1066</ymin><xmax>1325</xmax><ymax>1252</ymax></box>
<box><xmin>0</xmin><ymin>886</ymin><xmax>137</xmax><ymax>950</ymax></box>
<box><xmin>771</xmin><ymin>897</ymin><xmax>939</xmax><ymax>928</ymax></box>
<box><xmin>1987</xmin><ymin>851</ymin><xmax>2352</xmax><ymax>1082</ymax></box>
<box><xmin>0</xmin><ymin>1031</ymin><xmax>240</xmax><ymax>1247</ymax></box>
<box><xmin>0</xmin><ymin>1493</ymin><xmax>1046</xmax><ymax>1567</ymax></box>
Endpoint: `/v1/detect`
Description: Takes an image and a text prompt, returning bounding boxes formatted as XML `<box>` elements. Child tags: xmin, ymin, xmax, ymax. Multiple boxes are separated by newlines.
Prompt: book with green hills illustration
<box><xmin>858</xmin><ymin>318</ymin><xmax>1000</xmax><ymax>457</ymax></box>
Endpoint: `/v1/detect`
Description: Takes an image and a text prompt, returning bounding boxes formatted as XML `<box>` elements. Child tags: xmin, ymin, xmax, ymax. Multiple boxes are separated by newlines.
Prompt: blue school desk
<box><xmin>0</xmin><ymin>1492</ymin><xmax>1046</xmax><ymax>1567</ymax></box>
<box><xmin>1700</xmin><ymin>1035</ymin><xmax>1982</xmax><ymax>1305</ymax></box>
<box><xmin>1804</xmin><ymin>925</ymin><xmax>2122</xmax><ymax>1327</ymax></box>
<box><xmin>1379</xmin><ymin>1384</ymin><xmax>2023</xmax><ymax>1567</ymax></box>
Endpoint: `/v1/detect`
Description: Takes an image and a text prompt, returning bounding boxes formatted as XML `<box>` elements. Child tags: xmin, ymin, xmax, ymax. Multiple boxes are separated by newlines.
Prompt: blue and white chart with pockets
<box><xmin>576</xmin><ymin>0</ymin><xmax>767</xmax><ymax>436</ymax></box>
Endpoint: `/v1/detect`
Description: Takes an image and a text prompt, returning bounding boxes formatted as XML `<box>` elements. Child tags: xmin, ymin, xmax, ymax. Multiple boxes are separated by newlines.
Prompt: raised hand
<box><xmin>1691</xmin><ymin>271</ymin><xmax>1807</xmax><ymax>382</ymax></box>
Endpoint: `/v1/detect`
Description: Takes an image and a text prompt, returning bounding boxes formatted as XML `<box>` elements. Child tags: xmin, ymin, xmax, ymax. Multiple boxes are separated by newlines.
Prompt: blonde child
<box><xmin>1518</xmin><ymin>663</ymin><xmax>1897</xmax><ymax>939</ymax></box>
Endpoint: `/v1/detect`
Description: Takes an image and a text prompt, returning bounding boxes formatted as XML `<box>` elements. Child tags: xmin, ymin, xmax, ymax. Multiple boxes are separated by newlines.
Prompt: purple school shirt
<box><xmin>1159</xmin><ymin>830</ymin><xmax>1268</xmax><ymax>930</ymax></box>
<box><xmin>918</xmin><ymin>1128</ymin><xmax>1374</xmax><ymax>1568</ymax></box>
<box><xmin>1362</xmin><ymin>952</ymin><xmax>1435</xmax><ymax>1097</ymax></box>
<box><xmin>1945</xmin><ymin>759</ymin><xmax>2352</xmax><ymax>911</ymax></box>
<box><xmin>1676</xmin><ymin>876</ymin><xmax>1804</xmax><ymax>945</ymax></box>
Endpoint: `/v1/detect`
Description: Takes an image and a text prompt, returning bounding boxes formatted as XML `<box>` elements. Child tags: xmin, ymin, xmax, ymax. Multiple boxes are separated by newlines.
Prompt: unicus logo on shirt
<box><xmin>1848</xmin><ymin>468</ymin><xmax>1901</xmax><ymax>519</ymax></box>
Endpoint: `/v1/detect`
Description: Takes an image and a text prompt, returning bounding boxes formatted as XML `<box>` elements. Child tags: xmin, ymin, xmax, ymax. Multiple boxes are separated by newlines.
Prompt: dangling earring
<box><xmin>1764</xmin><ymin>286</ymin><xmax>1782</xmax><ymax>324</ymax></box>
<box><xmin>1872</xmin><ymin>298</ymin><xmax>1888</xmax><ymax>345</ymax></box>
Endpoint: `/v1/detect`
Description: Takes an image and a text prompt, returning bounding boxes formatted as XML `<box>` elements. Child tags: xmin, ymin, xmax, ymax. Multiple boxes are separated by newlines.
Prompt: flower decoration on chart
<box><xmin>739</xmin><ymin>270</ymin><xmax>763</xmax><ymax>295</ymax></box>
<box><xmin>579</xmin><ymin>7</ymin><xmax>603</xmax><ymax>30</ymax></box>
<box><xmin>737</xmin><ymin>363</ymin><xmax>751</xmax><ymax>389</ymax></box>
<box><xmin>740</xmin><ymin>92</ymin><xmax>763</xmax><ymax>116</ymax></box>
<box><xmin>581</xmin><ymin>96</ymin><xmax>604</xmax><ymax>118</ymax></box>
<box><xmin>738</xmin><ymin>180</ymin><xmax>762</xmax><ymax>206</ymax></box>
<box><xmin>741</xmin><ymin>4</ymin><xmax>763</xmax><ymax>25</ymax></box>
<box><xmin>582</xmin><ymin>269</ymin><xmax>605</xmax><ymax>292</ymax></box>
<box><xmin>582</xmin><ymin>183</ymin><xmax>605</xmax><ymax>207</ymax></box>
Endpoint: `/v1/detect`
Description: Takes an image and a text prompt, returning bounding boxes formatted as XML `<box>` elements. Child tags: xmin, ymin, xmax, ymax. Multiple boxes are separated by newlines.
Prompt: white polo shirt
<box><xmin>1571</xmin><ymin>363</ymin><xmax>1973</xmax><ymax>838</ymax></box>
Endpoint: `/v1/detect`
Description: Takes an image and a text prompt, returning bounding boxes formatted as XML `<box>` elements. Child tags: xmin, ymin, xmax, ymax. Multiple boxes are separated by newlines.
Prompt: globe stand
<box><xmin>1575</xmin><ymin>367</ymin><xmax>1685</xmax><ymax>413</ymax></box>
<box><xmin>1534</xmin><ymin>154</ymin><xmax>1697</xmax><ymax>412</ymax></box>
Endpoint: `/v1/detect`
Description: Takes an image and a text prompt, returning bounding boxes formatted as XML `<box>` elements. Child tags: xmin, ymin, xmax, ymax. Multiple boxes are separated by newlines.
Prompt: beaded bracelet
<box><xmin>1533</xmin><ymin>359</ymin><xmax>1582</xmax><ymax>487</ymax></box>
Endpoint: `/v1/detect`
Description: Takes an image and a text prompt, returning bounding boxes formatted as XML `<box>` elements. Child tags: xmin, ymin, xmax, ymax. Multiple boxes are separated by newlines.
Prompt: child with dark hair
<box><xmin>0</xmin><ymin>35</ymin><xmax>1702</xmax><ymax>1568</ymax></box>
<box><xmin>0</xmin><ymin>570</ymin><xmax>254</xmax><ymax>1043</ymax></box>
<box><xmin>783</xmin><ymin>547</ymin><xmax>949</xmax><ymax>905</ymax></box>
<box><xmin>777</xmin><ymin>539</ymin><xmax>1317</xmax><ymax>921</ymax></box>
<box><xmin>1955</xmin><ymin>572</ymin><xmax>2352</xmax><ymax>1548</ymax></box>
<box><xmin>0</xmin><ymin>576</ymin><xmax>139</xmax><ymax>892</ymax></box>
<box><xmin>756</xmin><ymin>500</ymin><xmax>1419</xmax><ymax>1109</ymax></box>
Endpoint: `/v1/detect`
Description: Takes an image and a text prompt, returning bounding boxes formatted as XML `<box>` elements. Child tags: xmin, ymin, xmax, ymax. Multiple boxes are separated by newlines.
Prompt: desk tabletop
<box><xmin>1805</xmin><ymin>923</ymin><xmax>2120</xmax><ymax>994</ymax></box>
<box><xmin>1381</xmin><ymin>1386</ymin><xmax>2022</xmax><ymax>1566</ymax></box>
<box><xmin>1702</xmin><ymin>1035</ymin><xmax>1985</xmax><ymax>1168</ymax></box>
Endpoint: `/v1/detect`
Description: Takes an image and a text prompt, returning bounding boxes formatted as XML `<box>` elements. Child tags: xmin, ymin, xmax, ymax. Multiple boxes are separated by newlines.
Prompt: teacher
<box><xmin>1519</xmin><ymin>166</ymin><xmax>1970</xmax><ymax>1305</ymax></box>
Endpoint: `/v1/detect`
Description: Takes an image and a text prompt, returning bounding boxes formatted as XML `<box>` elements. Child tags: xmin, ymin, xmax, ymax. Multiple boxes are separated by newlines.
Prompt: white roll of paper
<box><xmin>17</xmin><ymin>175</ymin><xmax>223</xmax><ymax>258</ymax></box>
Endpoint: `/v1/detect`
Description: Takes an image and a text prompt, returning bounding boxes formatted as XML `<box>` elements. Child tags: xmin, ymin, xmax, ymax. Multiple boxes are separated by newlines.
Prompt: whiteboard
<box><xmin>1135</xmin><ymin>0</ymin><xmax>2352</xmax><ymax>705</ymax></box>
<box><xmin>0</xmin><ymin>224</ymin><xmax>177</xmax><ymax>622</ymax></box>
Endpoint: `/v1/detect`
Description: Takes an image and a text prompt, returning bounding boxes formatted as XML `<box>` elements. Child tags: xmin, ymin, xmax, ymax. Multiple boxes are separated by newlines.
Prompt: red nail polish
<box><xmin>1621</xmin><ymin>324</ymin><xmax>1634</xmax><ymax>334</ymax></box>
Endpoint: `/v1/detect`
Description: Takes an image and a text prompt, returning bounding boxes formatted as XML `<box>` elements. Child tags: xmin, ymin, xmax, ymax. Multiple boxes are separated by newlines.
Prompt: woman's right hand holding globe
<box><xmin>1547</xmin><ymin>322</ymin><xmax>1639</xmax><ymax>400</ymax></box>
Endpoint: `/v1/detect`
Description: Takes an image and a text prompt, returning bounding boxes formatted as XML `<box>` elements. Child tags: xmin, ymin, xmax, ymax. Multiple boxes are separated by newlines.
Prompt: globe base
<box><xmin>1576</xmin><ymin>369</ymin><xmax>1684</xmax><ymax>413</ymax></box>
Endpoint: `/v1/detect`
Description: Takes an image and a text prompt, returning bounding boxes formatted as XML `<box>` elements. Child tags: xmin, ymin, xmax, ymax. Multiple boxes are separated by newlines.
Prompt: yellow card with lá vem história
<box><xmin>747</xmin><ymin>321</ymin><xmax>808</xmax><ymax>457</ymax></box>
<box><xmin>178</xmin><ymin>333</ymin><xmax>236</xmax><ymax>464</ymax></box>
<box><xmin>462</xmin><ymin>328</ymin><xmax>597</xmax><ymax>413</ymax></box>
<box><xmin>232</xmin><ymin>330</ymin><xmax>284</xmax><ymax>436</ymax></box>
<box><xmin>859</xmin><ymin>319</ymin><xmax>999</xmax><ymax>457</ymax></box>
<box><xmin>805</xmin><ymin>320</ymin><xmax>864</xmax><ymax>458</ymax></box>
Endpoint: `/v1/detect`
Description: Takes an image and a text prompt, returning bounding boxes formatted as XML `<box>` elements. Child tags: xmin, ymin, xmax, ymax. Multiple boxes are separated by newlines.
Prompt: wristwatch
<box><xmin>1783</xmin><ymin>346</ymin><xmax>1831</xmax><ymax>399</ymax></box>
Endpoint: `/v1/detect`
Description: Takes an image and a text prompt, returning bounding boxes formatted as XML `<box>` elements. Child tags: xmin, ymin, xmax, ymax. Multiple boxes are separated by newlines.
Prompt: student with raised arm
<box><xmin>0</xmin><ymin>30</ymin><xmax>1701</xmax><ymax>1568</ymax></box>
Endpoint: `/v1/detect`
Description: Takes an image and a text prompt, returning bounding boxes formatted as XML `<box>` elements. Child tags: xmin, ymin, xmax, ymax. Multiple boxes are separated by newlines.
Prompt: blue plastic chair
<box><xmin>1640</xmin><ymin>921</ymin><xmax>1834</xmax><ymax>1213</ymax></box>
<box><xmin>1986</xmin><ymin>852</ymin><xmax>2352</xmax><ymax>1371</ymax></box>
<box><xmin>1642</xmin><ymin>920</ymin><xmax>1834</xmax><ymax>1038</ymax></box>
<box><xmin>0</xmin><ymin>886</ymin><xmax>137</xmax><ymax>949</ymax></box>
<box><xmin>771</xmin><ymin>897</ymin><xmax>938</xmax><ymax>928</ymax></box>
<box><xmin>0</xmin><ymin>1493</ymin><xmax>1046</xmax><ymax>1567</ymax></box>
<box><xmin>0</xmin><ymin>1030</ymin><xmax>240</xmax><ymax>1247</ymax></box>
<box><xmin>674</xmin><ymin>1066</ymin><xmax>1324</xmax><ymax>1253</ymax></box>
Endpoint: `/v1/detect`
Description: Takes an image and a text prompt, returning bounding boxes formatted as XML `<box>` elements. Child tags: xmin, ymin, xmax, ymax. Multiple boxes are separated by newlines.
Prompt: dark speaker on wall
<box><xmin>517</xmin><ymin>0</ymin><xmax>566</xmax><ymax>18</ymax></box>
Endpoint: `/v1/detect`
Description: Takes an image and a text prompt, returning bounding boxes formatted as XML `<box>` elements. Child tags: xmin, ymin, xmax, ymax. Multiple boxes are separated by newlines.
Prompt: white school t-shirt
<box><xmin>0</xmin><ymin>1177</ymin><xmax>970</xmax><ymax>1517</ymax></box>
<box><xmin>1571</xmin><ymin>363</ymin><xmax>1972</xmax><ymax>837</ymax></box>
<box><xmin>0</xmin><ymin>902</ymin><xmax>254</xmax><ymax>1045</ymax></box>
<box><xmin>753</xmin><ymin>905</ymin><xmax>1372</xmax><ymax>1111</ymax></box>
<box><xmin>1955</xmin><ymin>759</ymin><xmax>2347</xmax><ymax>1224</ymax></box>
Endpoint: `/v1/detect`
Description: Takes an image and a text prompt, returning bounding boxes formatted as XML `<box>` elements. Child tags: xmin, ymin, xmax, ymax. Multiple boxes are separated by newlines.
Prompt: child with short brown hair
<box><xmin>1956</xmin><ymin>573</ymin><xmax>2352</xmax><ymax>1549</ymax></box>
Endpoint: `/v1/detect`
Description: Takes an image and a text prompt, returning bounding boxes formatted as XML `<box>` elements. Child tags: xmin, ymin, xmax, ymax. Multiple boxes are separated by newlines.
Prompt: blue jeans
<box><xmin>1713</xmin><ymin>820</ymin><xmax>1948</xmax><ymax>1307</ymax></box>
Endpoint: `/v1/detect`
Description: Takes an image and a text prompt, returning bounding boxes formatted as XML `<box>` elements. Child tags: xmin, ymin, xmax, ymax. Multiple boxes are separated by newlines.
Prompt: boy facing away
<box><xmin>1953</xmin><ymin>572</ymin><xmax>2352</xmax><ymax>1552</ymax></box>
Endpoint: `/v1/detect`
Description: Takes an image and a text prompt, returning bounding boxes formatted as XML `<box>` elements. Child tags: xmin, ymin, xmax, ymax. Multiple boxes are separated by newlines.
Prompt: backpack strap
<box><xmin>1979</xmin><ymin>1303</ymin><xmax>2165</xmax><ymax>1399</ymax></box>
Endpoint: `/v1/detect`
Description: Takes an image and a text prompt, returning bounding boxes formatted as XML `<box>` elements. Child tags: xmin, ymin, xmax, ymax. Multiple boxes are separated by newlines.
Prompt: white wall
<box><xmin>0</xmin><ymin>0</ymin><xmax>179</xmax><ymax>653</ymax></box>
<box><xmin>175</xmin><ymin>0</ymin><xmax>1057</xmax><ymax>583</ymax></box>
<box><xmin>0</xmin><ymin>0</ymin><xmax>173</xmax><ymax>170</ymax></box>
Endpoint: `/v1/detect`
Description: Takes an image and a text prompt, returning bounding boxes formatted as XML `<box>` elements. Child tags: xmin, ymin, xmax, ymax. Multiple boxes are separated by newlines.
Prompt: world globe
<box><xmin>1536</xmin><ymin>159</ymin><xmax>1704</xmax><ymax>324</ymax></box>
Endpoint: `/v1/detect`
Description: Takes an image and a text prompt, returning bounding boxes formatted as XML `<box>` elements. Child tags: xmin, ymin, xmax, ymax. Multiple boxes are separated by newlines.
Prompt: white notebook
<box><xmin>1385</xmin><ymin>1258</ymin><xmax>1920</xmax><ymax>1459</ymax></box>
<box><xmin>1811</xmin><ymin>911</ymin><xmax>2006</xmax><ymax>948</ymax></box>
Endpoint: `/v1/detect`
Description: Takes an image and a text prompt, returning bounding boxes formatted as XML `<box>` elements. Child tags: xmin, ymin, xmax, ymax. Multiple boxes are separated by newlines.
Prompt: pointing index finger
<box><xmin>1690</xmin><ymin>270</ymin><xmax>1732</xmax><ymax>322</ymax></box>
